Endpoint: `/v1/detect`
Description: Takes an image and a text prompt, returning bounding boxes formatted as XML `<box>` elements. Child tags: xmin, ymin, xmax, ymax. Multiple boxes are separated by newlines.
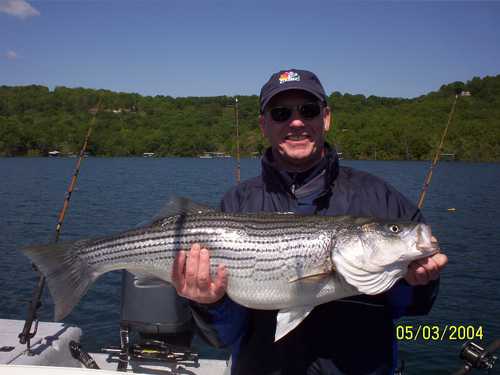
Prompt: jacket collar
<box><xmin>261</xmin><ymin>143</ymin><xmax>340</xmax><ymax>195</ymax></box>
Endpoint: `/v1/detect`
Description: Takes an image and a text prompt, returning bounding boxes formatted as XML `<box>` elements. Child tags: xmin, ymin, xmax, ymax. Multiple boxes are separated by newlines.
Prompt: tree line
<box><xmin>0</xmin><ymin>75</ymin><xmax>499</xmax><ymax>161</ymax></box>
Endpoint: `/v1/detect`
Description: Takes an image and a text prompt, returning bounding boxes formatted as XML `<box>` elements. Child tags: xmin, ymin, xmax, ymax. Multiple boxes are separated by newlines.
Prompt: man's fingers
<box><xmin>405</xmin><ymin>252</ymin><xmax>448</xmax><ymax>286</ymax></box>
<box><xmin>411</xmin><ymin>260</ymin><xmax>430</xmax><ymax>285</ymax></box>
<box><xmin>172</xmin><ymin>250</ymin><xmax>186</xmax><ymax>289</ymax></box>
<box><xmin>212</xmin><ymin>264</ymin><xmax>228</xmax><ymax>299</ymax></box>
<box><xmin>197</xmin><ymin>248</ymin><xmax>211</xmax><ymax>290</ymax></box>
<box><xmin>170</xmin><ymin>243</ymin><xmax>227</xmax><ymax>304</ymax></box>
<box><xmin>428</xmin><ymin>253</ymin><xmax>448</xmax><ymax>280</ymax></box>
<box><xmin>418</xmin><ymin>253</ymin><xmax>448</xmax><ymax>280</ymax></box>
<box><xmin>432</xmin><ymin>253</ymin><xmax>448</xmax><ymax>268</ymax></box>
<box><xmin>185</xmin><ymin>243</ymin><xmax>201</xmax><ymax>290</ymax></box>
<box><xmin>405</xmin><ymin>259</ymin><xmax>427</xmax><ymax>285</ymax></box>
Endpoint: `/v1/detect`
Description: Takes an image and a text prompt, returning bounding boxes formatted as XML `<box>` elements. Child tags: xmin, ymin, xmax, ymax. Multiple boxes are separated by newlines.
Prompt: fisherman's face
<box><xmin>259</xmin><ymin>90</ymin><xmax>331</xmax><ymax>172</ymax></box>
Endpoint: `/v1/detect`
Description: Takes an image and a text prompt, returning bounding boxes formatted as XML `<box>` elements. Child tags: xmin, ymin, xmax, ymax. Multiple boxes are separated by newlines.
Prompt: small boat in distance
<box><xmin>199</xmin><ymin>152</ymin><xmax>231</xmax><ymax>159</ymax></box>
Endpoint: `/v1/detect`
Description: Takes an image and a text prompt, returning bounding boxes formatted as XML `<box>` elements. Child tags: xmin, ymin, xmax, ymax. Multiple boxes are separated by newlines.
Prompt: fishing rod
<box><xmin>18</xmin><ymin>101</ymin><xmax>101</xmax><ymax>352</ymax></box>
<box><xmin>417</xmin><ymin>93</ymin><xmax>459</xmax><ymax>209</ymax></box>
<box><xmin>235</xmin><ymin>97</ymin><xmax>241</xmax><ymax>184</ymax></box>
<box><xmin>411</xmin><ymin>92</ymin><xmax>500</xmax><ymax>373</ymax></box>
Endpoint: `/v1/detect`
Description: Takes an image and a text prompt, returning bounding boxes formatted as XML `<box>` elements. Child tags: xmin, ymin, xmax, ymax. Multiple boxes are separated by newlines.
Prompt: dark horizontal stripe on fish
<box><xmin>79</xmin><ymin>228</ymin><xmax>321</xmax><ymax>257</ymax></box>
<box><xmin>158</xmin><ymin>214</ymin><xmax>327</xmax><ymax>232</ymax></box>
<box><xmin>86</xmin><ymin>246</ymin><xmax>259</xmax><ymax>265</ymax></box>
<box><xmin>79</xmin><ymin>215</ymin><xmax>326</xmax><ymax>250</ymax></box>
<box><xmin>196</xmin><ymin>213</ymin><xmax>328</xmax><ymax>224</ymax></box>
<box><xmin>85</xmin><ymin>242</ymin><xmax>319</xmax><ymax>267</ymax></box>
<box><xmin>184</xmin><ymin>219</ymin><xmax>324</xmax><ymax>234</ymax></box>
<box><xmin>81</xmin><ymin>235</ymin><xmax>320</xmax><ymax>264</ymax></box>
<box><xmin>88</xmin><ymin>250</ymin><xmax>313</xmax><ymax>279</ymax></box>
<box><xmin>84</xmin><ymin>240</ymin><xmax>314</xmax><ymax>263</ymax></box>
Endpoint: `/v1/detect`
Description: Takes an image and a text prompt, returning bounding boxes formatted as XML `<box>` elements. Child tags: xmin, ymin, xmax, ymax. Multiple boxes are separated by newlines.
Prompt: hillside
<box><xmin>0</xmin><ymin>75</ymin><xmax>499</xmax><ymax>161</ymax></box>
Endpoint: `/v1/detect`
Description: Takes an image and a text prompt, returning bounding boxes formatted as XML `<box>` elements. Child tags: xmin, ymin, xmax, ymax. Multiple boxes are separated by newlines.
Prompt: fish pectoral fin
<box><xmin>288</xmin><ymin>268</ymin><xmax>333</xmax><ymax>283</ymax></box>
<box><xmin>275</xmin><ymin>306</ymin><xmax>314</xmax><ymax>342</ymax></box>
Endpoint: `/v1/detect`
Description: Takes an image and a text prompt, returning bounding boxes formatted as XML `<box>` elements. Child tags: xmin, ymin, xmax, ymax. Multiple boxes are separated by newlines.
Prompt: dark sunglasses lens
<box><xmin>270</xmin><ymin>107</ymin><xmax>292</xmax><ymax>122</ymax></box>
<box><xmin>299</xmin><ymin>103</ymin><xmax>321</xmax><ymax>118</ymax></box>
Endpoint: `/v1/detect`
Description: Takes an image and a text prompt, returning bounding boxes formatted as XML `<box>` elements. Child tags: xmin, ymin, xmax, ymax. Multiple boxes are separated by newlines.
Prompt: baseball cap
<box><xmin>259</xmin><ymin>69</ymin><xmax>327</xmax><ymax>113</ymax></box>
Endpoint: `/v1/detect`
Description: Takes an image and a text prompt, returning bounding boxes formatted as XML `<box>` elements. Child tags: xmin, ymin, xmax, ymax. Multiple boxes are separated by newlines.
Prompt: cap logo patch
<box><xmin>279</xmin><ymin>71</ymin><xmax>300</xmax><ymax>84</ymax></box>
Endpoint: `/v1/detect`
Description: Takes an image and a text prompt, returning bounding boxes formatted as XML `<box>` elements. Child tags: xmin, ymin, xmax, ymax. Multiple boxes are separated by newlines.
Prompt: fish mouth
<box><xmin>416</xmin><ymin>224</ymin><xmax>440</xmax><ymax>255</ymax></box>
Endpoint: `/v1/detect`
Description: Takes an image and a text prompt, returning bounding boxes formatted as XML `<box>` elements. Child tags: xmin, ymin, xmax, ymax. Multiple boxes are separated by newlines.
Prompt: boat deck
<box><xmin>0</xmin><ymin>319</ymin><xmax>229</xmax><ymax>374</ymax></box>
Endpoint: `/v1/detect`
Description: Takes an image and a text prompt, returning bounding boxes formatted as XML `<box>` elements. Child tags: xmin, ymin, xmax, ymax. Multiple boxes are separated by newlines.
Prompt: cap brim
<box><xmin>260</xmin><ymin>84</ymin><xmax>325</xmax><ymax>112</ymax></box>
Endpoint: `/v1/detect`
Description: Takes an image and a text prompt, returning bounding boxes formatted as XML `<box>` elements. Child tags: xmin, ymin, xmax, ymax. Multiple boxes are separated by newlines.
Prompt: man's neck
<box><xmin>271</xmin><ymin>148</ymin><xmax>325</xmax><ymax>173</ymax></box>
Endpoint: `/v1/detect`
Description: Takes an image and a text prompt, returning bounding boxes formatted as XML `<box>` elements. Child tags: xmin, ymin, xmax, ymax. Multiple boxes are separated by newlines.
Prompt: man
<box><xmin>172</xmin><ymin>69</ymin><xmax>448</xmax><ymax>374</ymax></box>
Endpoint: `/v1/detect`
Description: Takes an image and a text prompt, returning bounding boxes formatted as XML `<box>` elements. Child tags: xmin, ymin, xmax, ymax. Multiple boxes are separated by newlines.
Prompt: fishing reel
<box><xmin>101</xmin><ymin>325</ymin><xmax>199</xmax><ymax>372</ymax></box>
<box><xmin>452</xmin><ymin>340</ymin><xmax>499</xmax><ymax>375</ymax></box>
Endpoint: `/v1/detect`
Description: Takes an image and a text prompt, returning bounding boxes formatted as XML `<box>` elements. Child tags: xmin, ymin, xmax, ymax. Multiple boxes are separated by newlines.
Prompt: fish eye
<box><xmin>389</xmin><ymin>224</ymin><xmax>400</xmax><ymax>233</ymax></box>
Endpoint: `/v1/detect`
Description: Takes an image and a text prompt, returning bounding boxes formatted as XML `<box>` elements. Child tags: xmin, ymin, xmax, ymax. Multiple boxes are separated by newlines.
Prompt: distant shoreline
<box><xmin>1</xmin><ymin>155</ymin><xmax>498</xmax><ymax>164</ymax></box>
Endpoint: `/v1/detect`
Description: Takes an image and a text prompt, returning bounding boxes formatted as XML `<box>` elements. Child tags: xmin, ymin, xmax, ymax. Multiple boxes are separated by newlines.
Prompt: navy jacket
<box><xmin>191</xmin><ymin>146</ymin><xmax>439</xmax><ymax>375</ymax></box>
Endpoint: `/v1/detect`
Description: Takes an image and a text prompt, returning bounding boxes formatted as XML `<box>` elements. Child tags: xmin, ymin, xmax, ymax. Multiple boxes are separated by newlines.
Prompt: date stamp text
<box><xmin>395</xmin><ymin>324</ymin><xmax>484</xmax><ymax>341</ymax></box>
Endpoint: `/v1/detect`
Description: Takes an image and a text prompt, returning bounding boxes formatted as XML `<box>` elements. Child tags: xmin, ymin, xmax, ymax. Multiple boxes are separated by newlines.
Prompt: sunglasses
<box><xmin>268</xmin><ymin>102</ymin><xmax>323</xmax><ymax>122</ymax></box>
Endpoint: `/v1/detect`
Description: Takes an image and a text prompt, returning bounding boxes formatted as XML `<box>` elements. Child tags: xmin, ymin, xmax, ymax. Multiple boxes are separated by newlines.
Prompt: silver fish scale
<box><xmin>74</xmin><ymin>212</ymin><xmax>344</xmax><ymax>308</ymax></box>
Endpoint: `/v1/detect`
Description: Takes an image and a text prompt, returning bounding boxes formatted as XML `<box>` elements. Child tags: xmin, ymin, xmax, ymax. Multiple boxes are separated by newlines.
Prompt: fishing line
<box><xmin>18</xmin><ymin>99</ymin><xmax>101</xmax><ymax>352</ymax></box>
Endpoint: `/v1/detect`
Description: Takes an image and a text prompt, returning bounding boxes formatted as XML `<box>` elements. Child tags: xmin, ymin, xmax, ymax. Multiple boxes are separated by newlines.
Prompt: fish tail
<box><xmin>21</xmin><ymin>239</ymin><xmax>98</xmax><ymax>321</ymax></box>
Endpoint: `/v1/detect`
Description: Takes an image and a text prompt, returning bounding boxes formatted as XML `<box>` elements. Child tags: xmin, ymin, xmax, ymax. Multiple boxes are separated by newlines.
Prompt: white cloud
<box><xmin>6</xmin><ymin>50</ymin><xmax>18</xmax><ymax>60</ymax></box>
<box><xmin>0</xmin><ymin>0</ymin><xmax>40</xmax><ymax>19</ymax></box>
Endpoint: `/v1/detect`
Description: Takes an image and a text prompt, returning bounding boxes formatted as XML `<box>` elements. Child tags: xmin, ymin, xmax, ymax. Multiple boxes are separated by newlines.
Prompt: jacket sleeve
<box><xmin>190</xmin><ymin>296</ymin><xmax>249</xmax><ymax>348</ymax></box>
<box><xmin>386</xmin><ymin>279</ymin><xmax>440</xmax><ymax>318</ymax></box>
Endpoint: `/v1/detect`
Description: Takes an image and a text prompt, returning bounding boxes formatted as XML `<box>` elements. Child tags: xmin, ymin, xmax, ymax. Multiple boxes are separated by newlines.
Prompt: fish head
<box><xmin>331</xmin><ymin>219</ymin><xmax>439</xmax><ymax>295</ymax></box>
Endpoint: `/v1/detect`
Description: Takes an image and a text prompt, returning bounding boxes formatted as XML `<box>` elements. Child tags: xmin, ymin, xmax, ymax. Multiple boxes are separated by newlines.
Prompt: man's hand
<box><xmin>172</xmin><ymin>243</ymin><xmax>228</xmax><ymax>304</ymax></box>
<box><xmin>405</xmin><ymin>236</ymin><xmax>448</xmax><ymax>286</ymax></box>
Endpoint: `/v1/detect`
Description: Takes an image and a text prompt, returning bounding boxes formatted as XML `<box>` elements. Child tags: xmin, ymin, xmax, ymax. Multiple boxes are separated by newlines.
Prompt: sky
<box><xmin>1</xmin><ymin>0</ymin><xmax>499</xmax><ymax>99</ymax></box>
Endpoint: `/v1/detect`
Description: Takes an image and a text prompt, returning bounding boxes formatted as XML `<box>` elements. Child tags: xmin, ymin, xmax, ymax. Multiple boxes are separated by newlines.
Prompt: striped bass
<box><xmin>21</xmin><ymin>197</ymin><xmax>439</xmax><ymax>341</ymax></box>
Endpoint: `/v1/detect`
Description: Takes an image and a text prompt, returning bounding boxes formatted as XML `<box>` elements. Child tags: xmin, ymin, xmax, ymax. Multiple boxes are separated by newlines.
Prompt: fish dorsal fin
<box><xmin>151</xmin><ymin>196</ymin><xmax>215</xmax><ymax>224</ymax></box>
<box><xmin>275</xmin><ymin>306</ymin><xmax>314</xmax><ymax>342</ymax></box>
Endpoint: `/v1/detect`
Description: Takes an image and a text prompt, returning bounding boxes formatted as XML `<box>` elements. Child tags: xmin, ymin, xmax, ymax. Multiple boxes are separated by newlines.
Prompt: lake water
<box><xmin>0</xmin><ymin>157</ymin><xmax>499</xmax><ymax>374</ymax></box>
